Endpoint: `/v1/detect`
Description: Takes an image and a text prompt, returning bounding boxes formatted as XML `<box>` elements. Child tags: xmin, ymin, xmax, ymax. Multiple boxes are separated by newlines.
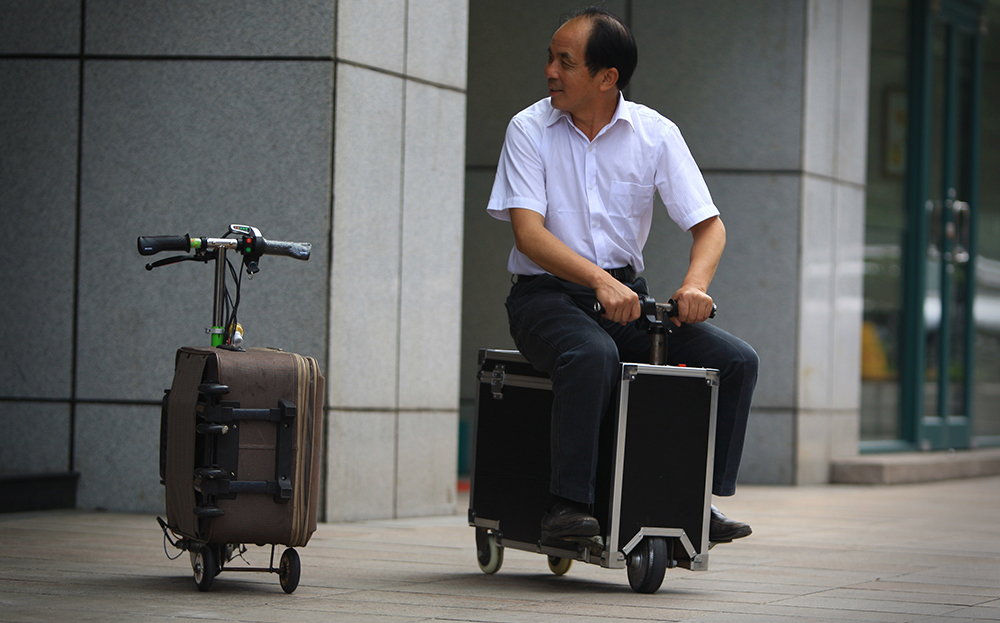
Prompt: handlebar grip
<box><xmin>664</xmin><ymin>299</ymin><xmax>718</xmax><ymax>319</ymax></box>
<box><xmin>137</xmin><ymin>234</ymin><xmax>191</xmax><ymax>256</ymax></box>
<box><xmin>262</xmin><ymin>239</ymin><xmax>312</xmax><ymax>261</ymax></box>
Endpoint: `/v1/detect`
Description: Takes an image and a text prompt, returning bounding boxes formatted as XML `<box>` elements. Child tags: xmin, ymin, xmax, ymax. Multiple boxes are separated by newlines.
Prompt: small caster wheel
<box><xmin>475</xmin><ymin>527</ymin><xmax>503</xmax><ymax>575</ymax></box>
<box><xmin>192</xmin><ymin>546</ymin><xmax>217</xmax><ymax>591</ymax></box>
<box><xmin>627</xmin><ymin>537</ymin><xmax>668</xmax><ymax>594</ymax></box>
<box><xmin>547</xmin><ymin>555</ymin><xmax>572</xmax><ymax>576</ymax></box>
<box><xmin>279</xmin><ymin>548</ymin><xmax>301</xmax><ymax>594</ymax></box>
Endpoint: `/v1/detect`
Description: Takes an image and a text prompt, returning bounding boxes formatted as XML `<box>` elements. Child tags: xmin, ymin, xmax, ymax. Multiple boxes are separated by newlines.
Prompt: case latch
<box><xmin>490</xmin><ymin>365</ymin><xmax>506</xmax><ymax>400</ymax></box>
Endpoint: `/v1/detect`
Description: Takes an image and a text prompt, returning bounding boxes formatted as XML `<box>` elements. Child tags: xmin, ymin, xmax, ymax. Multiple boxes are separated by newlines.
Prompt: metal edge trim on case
<box><xmin>701</xmin><ymin>380</ymin><xmax>720</xmax><ymax>556</ymax></box>
<box><xmin>622</xmin><ymin>527</ymin><xmax>696</xmax><ymax>560</ymax></box>
<box><xmin>476</xmin><ymin>371</ymin><xmax>553</xmax><ymax>392</ymax></box>
<box><xmin>472</xmin><ymin>517</ymin><xmax>500</xmax><ymax>531</ymax></box>
<box><xmin>626</xmin><ymin>362</ymin><xmax>719</xmax><ymax>378</ymax></box>
<box><xmin>539</xmin><ymin>542</ymin><xmax>585</xmax><ymax>560</ymax></box>
<box><xmin>479</xmin><ymin>349</ymin><xmax>530</xmax><ymax>364</ymax></box>
<box><xmin>607</xmin><ymin>363</ymin><xmax>631</xmax><ymax>556</ymax></box>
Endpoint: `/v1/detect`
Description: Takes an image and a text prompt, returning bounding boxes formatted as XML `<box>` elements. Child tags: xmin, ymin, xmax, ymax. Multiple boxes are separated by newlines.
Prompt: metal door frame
<box><xmin>900</xmin><ymin>0</ymin><xmax>984</xmax><ymax>450</ymax></box>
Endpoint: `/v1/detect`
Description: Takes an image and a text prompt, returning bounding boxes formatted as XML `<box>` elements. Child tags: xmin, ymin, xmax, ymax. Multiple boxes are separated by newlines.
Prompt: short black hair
<box><xmin>565</xmin><ymin>6</ymin><xmax>638</xmax><ymax>90</ymax></box>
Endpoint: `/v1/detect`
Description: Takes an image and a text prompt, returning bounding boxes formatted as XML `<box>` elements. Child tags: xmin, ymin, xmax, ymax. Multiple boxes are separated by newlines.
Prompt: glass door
<box><xmin>901</xmin><ymin>0</ymin><xmax>984</xmax><ymax>450</ymax></box>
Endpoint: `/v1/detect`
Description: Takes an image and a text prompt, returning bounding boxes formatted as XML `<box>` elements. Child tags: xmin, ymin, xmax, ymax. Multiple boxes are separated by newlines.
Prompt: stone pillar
<box><xmin>326</xmin><ymin>0</ymin><xmax>468</xmax><ymax>521</ymax></box>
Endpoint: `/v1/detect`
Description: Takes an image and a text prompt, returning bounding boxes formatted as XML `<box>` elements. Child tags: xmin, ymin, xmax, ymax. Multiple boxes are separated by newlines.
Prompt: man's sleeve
<box><xmin>655</xmin><ymin>124</ymin><xmax>720</xmax><ymax>232</ymax></box>
<box><xmin>486</xmin><ymin>117</ymin><xmax>547</xmax><ymax>222</ymax></box>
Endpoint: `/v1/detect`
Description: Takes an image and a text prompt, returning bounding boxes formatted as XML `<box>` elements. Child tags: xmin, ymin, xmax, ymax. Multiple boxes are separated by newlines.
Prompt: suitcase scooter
<box><xmin>138</xmin><ymin>224</ymin><xmax>323</xmax><ymax>593</ymax></box>
<box><xmin>469</xmin><ymin>298</ymin><xmax>718</xmax><ymax>593</ymax></box>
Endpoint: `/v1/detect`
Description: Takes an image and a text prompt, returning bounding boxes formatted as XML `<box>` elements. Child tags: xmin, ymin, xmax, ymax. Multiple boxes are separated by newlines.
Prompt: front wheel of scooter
<box><xmin>626</xmin><ymin>537</ymin><xmax>667</xmax><ymax>593</ymax></box>
<box><xmin>475</xmin><ymin>527</ymin><xmax>503</xmax><ymax>575</ymax></box>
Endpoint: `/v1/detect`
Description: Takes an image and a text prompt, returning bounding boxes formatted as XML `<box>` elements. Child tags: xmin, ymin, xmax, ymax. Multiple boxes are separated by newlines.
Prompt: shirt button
<box><xmin>592</xmin><ymin>221</ymin><xmax>598</xmax><ymax>229</ymax></box>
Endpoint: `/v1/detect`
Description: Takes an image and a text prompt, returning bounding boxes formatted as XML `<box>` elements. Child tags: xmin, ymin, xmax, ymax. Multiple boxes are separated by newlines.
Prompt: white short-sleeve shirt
<box><xmin>487</xmin><ymin>94</ymin><xmax>719</xmax><ymax>276</ymax></box>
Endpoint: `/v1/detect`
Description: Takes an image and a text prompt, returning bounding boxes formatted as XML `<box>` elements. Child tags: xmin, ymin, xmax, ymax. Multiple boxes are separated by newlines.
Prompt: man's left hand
<box><xmin>670</xmin><ymin>285</ymin><xmax>714</xmax><ymax>327</ymax></box>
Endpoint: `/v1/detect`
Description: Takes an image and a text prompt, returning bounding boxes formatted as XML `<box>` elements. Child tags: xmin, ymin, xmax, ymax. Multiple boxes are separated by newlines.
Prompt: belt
<box><xmin>516</xmin><ymin>266</ymin><xmax>636</xmax><ymax>284</ymax></box>
<box><xmin>605</xmin><ymin>265</ymin><xmax>636</xmax><ymax>283</ymax></box>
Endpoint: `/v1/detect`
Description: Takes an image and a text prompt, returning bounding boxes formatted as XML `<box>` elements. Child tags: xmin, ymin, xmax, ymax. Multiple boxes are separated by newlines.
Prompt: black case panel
<box><xmin>470</xmin><ymin>357</ymin><xmax>553</xmax><ymax>545</ymax></box>
<box><xmin>614</xmin><ymin>372</ymin><xmax>714</xmax><ymax>554</ymax></box>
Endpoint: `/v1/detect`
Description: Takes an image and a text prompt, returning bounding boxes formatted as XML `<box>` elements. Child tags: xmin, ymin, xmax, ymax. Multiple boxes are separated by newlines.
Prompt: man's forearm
<box><xmin>683</xmin><ymin>216</ymin><xmax>726</xmax><ymax>291</ymax></box>
<box><xmin>671</xmin><ymin>216</ymin><xmax>725</xmax><ymax>325</ymax></box>
<box><xmin>509</xmin><ymin>208</ymin><xmax>640</xmax><ymax>324</ymax></box>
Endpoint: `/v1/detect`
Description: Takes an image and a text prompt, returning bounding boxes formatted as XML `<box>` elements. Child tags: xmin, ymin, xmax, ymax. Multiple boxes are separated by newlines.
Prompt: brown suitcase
<box><xmin>162</xmin><ymin>346</ymin><xmax>324</xmax><ymax>550</ymax></box>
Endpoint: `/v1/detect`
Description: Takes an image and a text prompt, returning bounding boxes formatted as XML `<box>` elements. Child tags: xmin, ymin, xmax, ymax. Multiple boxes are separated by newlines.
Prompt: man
<box><xmin>486</xmin><ymin>7</ymin><xmax>759</xmax><ymax>545</ymax></box>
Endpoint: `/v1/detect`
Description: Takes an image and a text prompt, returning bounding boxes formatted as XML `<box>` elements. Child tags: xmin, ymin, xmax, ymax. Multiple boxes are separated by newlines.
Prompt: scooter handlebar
<box><xmin>136</xmin><ymin>230</ymin><xmax>311</xmax><ymax>261</ymax></box>
<box><xmin>593</xmin><ymin>297</ymin><xmax>717</xmax><ymax>319</ymax></box>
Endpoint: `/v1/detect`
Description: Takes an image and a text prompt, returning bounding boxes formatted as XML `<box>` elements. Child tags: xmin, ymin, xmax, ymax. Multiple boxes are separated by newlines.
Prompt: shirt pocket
<box><xmin>609</xmin><ymin>181</ymin><xmax>655</xmax><ymax>240</ymax></box>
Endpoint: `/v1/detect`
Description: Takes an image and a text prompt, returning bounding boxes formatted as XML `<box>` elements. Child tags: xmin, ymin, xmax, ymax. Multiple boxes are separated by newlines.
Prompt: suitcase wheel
<box><xmin>475</xmin><ymin>527</ymin><xmax>503</xmax><ymax>575</ymax></box>
<box><xmin>278</xmin><ymin>548</ymin><xmax>301</xmax><ymax>594</ymax></box>
<box><xmin>547</xmin><ymin>555</ymin><xmax>572</xmax><ymax>576</ymax></box>
<box><xmin>192</xmin><ymin>545</ymin><xmax>220</xmax><ymax>591</ymax></box>
<box><xmin>193</xmin><ymin>504</ymin><xmax>226</xmax><ymax>518</ymax></box>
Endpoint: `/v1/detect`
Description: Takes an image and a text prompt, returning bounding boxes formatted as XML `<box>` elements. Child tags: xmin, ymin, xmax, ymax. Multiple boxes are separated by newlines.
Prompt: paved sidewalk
<box><xmin>1</xmin><ymin>476</ymin><xmax>999</xmax><ymax>622</ymax></box>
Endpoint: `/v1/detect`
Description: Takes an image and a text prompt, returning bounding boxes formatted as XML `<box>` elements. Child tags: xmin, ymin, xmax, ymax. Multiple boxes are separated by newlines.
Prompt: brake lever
<box><xmin>145</xmin><ymin>249</ymin><xmax>217</xmax><ymax>271</ymax></box>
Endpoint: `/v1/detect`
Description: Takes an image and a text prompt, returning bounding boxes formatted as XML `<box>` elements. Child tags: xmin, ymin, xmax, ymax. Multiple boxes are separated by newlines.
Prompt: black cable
<box><xmin>223</xmin><ymin>255</ymin><xmax>243</xmax><ymax>346</ymax></box>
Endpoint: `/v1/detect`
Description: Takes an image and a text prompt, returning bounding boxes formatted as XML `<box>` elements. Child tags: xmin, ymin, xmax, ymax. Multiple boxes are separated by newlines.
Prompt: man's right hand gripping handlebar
<box><xmin>593</xmin><ymin>278</ymin><xmax>642</xmax><ymax>325</ymax></box>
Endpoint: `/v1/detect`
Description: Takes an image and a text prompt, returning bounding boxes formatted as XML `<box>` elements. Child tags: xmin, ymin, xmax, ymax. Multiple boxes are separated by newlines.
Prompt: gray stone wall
<box><xmin>1</xmin><ymin>0</ymin><xmax>467</xmax><ymax>519</ymax></box>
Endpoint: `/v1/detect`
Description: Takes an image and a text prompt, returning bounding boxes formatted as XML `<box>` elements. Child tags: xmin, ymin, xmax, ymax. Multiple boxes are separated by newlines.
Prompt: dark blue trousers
<box><xmin>506</xmin><ymin>274</ymin><xmax>758</xmax><ymax>504</ymax></box>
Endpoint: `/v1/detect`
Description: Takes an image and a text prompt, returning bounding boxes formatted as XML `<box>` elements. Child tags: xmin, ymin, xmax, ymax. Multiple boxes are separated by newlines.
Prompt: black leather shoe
<box><xmin>540</xmin><ymin>500</ymin><xmax>600</xmax><ymax>541</ymax></box>
<box><xmin>709</xmin><ymin>505</ymin><xmax>752</xmax><ymax>543</ymax></box>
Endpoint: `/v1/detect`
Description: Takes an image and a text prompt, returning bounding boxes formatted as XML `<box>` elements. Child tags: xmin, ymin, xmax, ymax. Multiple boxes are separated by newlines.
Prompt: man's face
<box><xmin>545</xmin><ymin>18</ymin><xmax>604</xmax><ymax>116</ymax></box>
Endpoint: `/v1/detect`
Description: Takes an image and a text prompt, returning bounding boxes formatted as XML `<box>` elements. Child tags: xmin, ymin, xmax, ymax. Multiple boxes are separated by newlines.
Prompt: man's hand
<box><xmin>670</xmin><ymin>284</ymin><xmax>714</xmax><ymax>327</ymax></box>
<box><xmin>595</xmin><ymin>276</ymin><xmax>641</xmax><ymax>325</ymax></box>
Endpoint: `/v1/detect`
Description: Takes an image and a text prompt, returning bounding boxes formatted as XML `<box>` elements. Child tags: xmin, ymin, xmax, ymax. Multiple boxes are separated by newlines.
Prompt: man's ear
<box><xmin>598</xmin><ymin>67</ymin><xmax>619</xmax><ymax>92</ymax></box>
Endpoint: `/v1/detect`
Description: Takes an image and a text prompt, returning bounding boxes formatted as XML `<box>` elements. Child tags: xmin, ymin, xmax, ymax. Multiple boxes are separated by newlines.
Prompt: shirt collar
<box><xmin>545</xmin><ymin>92</ymin><xmax>635</xmax><ymax>134</ymax></box>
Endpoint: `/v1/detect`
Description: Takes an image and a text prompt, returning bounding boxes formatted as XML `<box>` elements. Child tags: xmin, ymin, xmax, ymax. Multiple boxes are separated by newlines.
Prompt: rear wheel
<box><xmin>475</xmin><ymin>527</ymin><xmax>503</xmax><ymax>575</ymax></box>
<box><xmin>192</xmin><ymin>546</ymin><xmax>217</xmax><ymax>591</ymax></box>
<box><xmin>279</xmin><ymin>548</ymin><xmax>301</xmax><ymax>594</ymax></box>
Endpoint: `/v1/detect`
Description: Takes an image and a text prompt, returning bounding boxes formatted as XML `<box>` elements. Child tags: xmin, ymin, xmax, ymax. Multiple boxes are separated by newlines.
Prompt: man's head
<box><xmin>546</xmin><ymin>8</ymin><xmax>637</xmax><ymax>118</ymax></box>
<box><xmin>564</xmin><ymin>7</ymin><xmax>637</xmax><ymax>91</ymax></box>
